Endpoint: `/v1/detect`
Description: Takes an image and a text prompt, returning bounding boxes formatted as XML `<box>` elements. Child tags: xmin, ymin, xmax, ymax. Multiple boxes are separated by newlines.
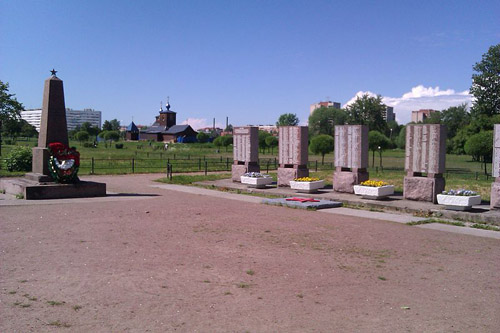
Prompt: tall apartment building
<box><xmin>384</xmin><ymin>106</ymin><xmax>396</xmax><ymax>122</ymax></box>
<box><xmin>310</xmin><ymin>101</ymin><xmax>341</xmax><ymax>114</ymax></box>
<box><xmin>411</xmin><ymin>109</ymin><xmax>437</xmax><ymax>123</ymax></box>
<box><xmin>21</xmin><ymin>108</ymin><xmax>102</xmax><ymax>132</ymax></box>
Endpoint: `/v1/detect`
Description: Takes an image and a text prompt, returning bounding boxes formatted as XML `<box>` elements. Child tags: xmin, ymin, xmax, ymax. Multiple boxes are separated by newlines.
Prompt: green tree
<box><xmin>213</xmin><ymin>136</ymin><xmax>223</xmax><ymax>148</ymax></box>
<box><xmin>3</xmin><ymin>118</ymin><xmax>23</xmax><ymax>140</ymax></box>
<box><xmin>196</xmin><ymin>132</ymin><xmax>209</xmax><ymax>143</ymax></box>
<box><xmin>104</xmin><ymin>130</ymin><xmax>120</xmax><ymax>143</ymax></box>
<box><xmin>0</xmin><ymin>81</ymin><xmax>24</xmax><ymax>155</ymax></box>
<box><xmin>20</xmin><ymin>119</ymin><xmax>37</xmax><ymax>138</ymax></box>
<box><xmin>441</xmin><ymin>104</ymin><xmax>470</xmax><ymax>139</ymax></box>
<box><xmin>345</xmin><ymin>94</ymin><xmax>388</xmax><ymax>133</ymax></box>
<box><xmin>464</xmin><ymin>131</ymin><xmax>493</xmax><ymax>175</ymax></box>
<box><xmin>258</xmin><ymin>130</ymin><xmax>271</xmax><ymax>153</ymax></box>
<box><xmin>368</xmin><ymin>131</ymin><xmax>390</xmax><ymax>168</ymax></box>
<box><xmin>103</xmin><ymin>119</ymin><xmax>121</xmax><ymax>131</ymax></box>
<box><xmin>396</xmin><ymin>126</ymin><xmax>406</xmax><ymax>149</ymax></box>
<box><xmin>276</xmin><ymin>113</ymin><xmax>299</xmax><ymax>127</ymax></box>
<box><xmin>265</xmin><ymin>135</ymin><xmax>278</xmax><ymax>154</ymax></box>
<box><xmin>386</xmin><ymin>120</ymin><xmax>401</xmax><ymax>141</ymax></box>
<box><xmin>309</xmin><ymin>134</ymin><xmax>334</xmax><ymax>165</ymax></box>
<box><xmin>81</xmin><ymin>122</ymin><xmax>99</xmax><ymax>137</ymax></box>
<box><xmin>470</xmin><ymin>44</ymin><xmax>500</xmax><ymax>118</ymax></box>
<box><xmin>222</xmin><ymin>135</ymin><xmax>233</xmax><ymax>151</ymax></box>
<box><xmin>308</xmin><ymin>106</ymin><xmax>346</xmax><ymax>137</ymax></box>
<box><xmin>422</xmin><ymin>111</ymin><xmax>442</xmax><ymax>124</ymax></box>
<box><xmin>0</xmin><ymin>81</ymin><xmax>23</xmax><ymax>122</ymax></box>
<box><xmin>75</xmin><ymin>131</ymin><xmax>90</xmax><ymax>144</ymax></box>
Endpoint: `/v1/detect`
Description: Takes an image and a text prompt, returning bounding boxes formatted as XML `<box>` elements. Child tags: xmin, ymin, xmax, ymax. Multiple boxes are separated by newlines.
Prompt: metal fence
<box><xmin>0</xmin><ymin>155</ymin><xmax>494</xmax><ymax>181</ymax></box>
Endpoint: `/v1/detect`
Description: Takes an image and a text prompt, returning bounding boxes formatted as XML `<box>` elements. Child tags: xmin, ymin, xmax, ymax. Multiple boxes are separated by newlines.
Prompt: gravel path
<box><xmin>1</xmin><ymin>173</ymin><xmax>499</xmax><ymax>332</ymax></box>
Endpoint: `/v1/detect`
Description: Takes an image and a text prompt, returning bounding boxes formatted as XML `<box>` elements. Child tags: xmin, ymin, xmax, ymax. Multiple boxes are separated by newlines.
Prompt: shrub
<box><xmin>4</xmin><ymin>139</ymin><xmax>13</xmax><ymax>145</ymax></box>
<box><xmin>197</xmin><ymin>132</ymin><xmax>209</xmax><ymax>143</ymax></box>
<box><xmin>115</xmin><ymin>143</ymin><xmax>124</xmax><ymax>149</ymax></box>
<box><xmin>6</xmin><ymin>146</ymin><xmax>32</xmax><ymax>172</ymax></box>
<box><xmin>309</xmin><ymin>134</ymin><xmax>334</xmax><ymax>164</ymax></box>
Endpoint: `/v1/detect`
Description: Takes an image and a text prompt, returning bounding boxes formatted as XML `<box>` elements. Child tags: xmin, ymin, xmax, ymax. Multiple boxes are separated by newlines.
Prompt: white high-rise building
<box><xmin>21</xmin><ymin>108</ymin><xmax>102</xmax><ymax>132</ymax></box>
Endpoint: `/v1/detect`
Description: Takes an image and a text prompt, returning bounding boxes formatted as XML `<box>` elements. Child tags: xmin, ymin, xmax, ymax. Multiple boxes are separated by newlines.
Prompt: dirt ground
<box><xmin>1</xmin><ymin>174</ymin><xmax>499</xmax><ymax>332</ymax></box>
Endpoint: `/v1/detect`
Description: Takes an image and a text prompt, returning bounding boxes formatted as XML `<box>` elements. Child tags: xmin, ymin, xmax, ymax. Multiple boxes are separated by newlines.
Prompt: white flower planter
<box><xmin>436</xmin><ymin>194</ymin><xmax>481</xmax><ymax>211</ymax></box>
<box><xmin>353</xmin><ymin>185</ymin><xmax>394</xmax><ymax>199</ymax></box>
<box><xmin>240</xmin><ymin>176</ymin><xmax>273</xmax><ymax>189</ymax></box>
<box><xmin>289</xmin><ymin>180</ymin><xmax>325</xmax><ymax>193</ymax></box>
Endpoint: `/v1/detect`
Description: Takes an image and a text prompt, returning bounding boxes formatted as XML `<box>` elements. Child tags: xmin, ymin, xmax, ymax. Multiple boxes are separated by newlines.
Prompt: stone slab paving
<box><xmin>418</xmin><ymin>223</ymin><xmax>500</xmax><ymax>240</ymax></box>
<box><xmin>262</xmin><ymin>197</ymin><xmax>342</xmax><ymax>209</ymax></box>
<box><xmin>202</xmin><ymin>178</ymin><xmax>500</xmax><ymax>225</ymax></box>
<box><xmin>319</xmin><ymin>207</ymin><xmax>428</xmax><ymax>224</ymax></box>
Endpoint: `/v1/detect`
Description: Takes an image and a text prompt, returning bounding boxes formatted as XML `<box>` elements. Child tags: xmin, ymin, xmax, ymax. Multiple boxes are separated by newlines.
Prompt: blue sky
<box><xmin>1</xmin><ymin>0</ymin><xmax>499</xmax><ymax>128</ymax></box>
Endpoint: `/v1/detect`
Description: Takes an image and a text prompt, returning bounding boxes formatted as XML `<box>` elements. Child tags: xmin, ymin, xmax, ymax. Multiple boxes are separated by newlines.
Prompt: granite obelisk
<box><xmin>30</xmin><ymin>69</ymin><xmax>69</xmax><ymax>181</ymax></box>
<box><xmin>0</xmin><ymin>70</ymin><xmax>106</xmax><ymax>199</ymax></box>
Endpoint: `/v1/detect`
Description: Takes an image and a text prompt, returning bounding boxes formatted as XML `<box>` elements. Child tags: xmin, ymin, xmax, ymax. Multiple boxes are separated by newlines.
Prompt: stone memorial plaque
<box><xmin>493</xmin><ymin>124</ymin><xmax>500</xmax><ymax>178</ymax></box>
<box><xmin>233</xmin><ymin>126</ymin><xmax>258</xmax><ymax>163</ymax></box>
<box><xmin>405</xmin><ymin>124</ymin><xmax>446</xmax><ymax>175</ymax></box>
<box><xmin>278</xmin><ymin>126</ymin><xmax>308</xmax><ymax>166</ymax></box>
<box><xmin>334</xmin><ymin>125</ymin><xmax>368</xmax><ymax>169</ymax></box>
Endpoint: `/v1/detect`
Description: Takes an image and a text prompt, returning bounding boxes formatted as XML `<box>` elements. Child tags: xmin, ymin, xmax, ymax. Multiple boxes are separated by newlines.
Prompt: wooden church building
<box><xmin>127</xmin><ymin>101</ymin><xmax>197</xmax><ymax>142</ymax></box>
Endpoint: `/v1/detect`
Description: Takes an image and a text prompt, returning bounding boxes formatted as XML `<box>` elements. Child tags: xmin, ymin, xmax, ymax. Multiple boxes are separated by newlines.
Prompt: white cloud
<box><xmin>180</xmin><ymin>118</ymin><xmax>225</xmax><ymax>130</ymax></box>
<box><xmin>344</xmin><ymin>85</ymin><xmax>472</xmax><ymax>124</ymax></box>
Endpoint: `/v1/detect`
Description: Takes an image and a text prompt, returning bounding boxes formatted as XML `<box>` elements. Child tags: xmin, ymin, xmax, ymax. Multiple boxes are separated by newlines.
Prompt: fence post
<box><xmin>274</xmin><ymin>158</ymin><xmax>277</xmax><ymax>169</ymax></box>
<box><xmin>220</xmin><ymin>156</ymin><xmax>222</xmax><ymax>162</ymax></box>
<box><xmin>199</xmin><ymin>158</ymin><xmax>201</xmax><ymax>171</ymax></box>
<box><xmin>226</xmin><ymin>157</ymin><xmax>229</xmax><ymax>171</ymax></box>
<box><xmin>205</xmin><ymin>161</ymin><xmax>208</xmax><ymax>175</ymax></box>
<box><xmin>132</xmin><ymin>158</ymin><xmax>135</xmax><ymax>173</ymax></box>
<box><xmin>315</xmin><ymin>160</ymin><xmax>318</xmax><ymax>172</ymax></box>
<box><xmin>91</xmin><ymin>157</ymin><xmax>95</xmax><ymax>175</ymax></box>
<box><xmin>267</xmin><ymin>160</ymin><xmax>269</xmax><ymax>173</ymax></box>
<box><xmin>475</xmin><ymin>172</ymin><xmax>478</xmax><ymax>180</ymax></box>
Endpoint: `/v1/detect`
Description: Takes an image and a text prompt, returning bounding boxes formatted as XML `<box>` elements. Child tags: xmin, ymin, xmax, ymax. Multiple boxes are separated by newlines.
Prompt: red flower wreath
<box><xmin>47</xmin><ymin>142</ymin><xmax>80</xmax><ymax>183</ymax></box>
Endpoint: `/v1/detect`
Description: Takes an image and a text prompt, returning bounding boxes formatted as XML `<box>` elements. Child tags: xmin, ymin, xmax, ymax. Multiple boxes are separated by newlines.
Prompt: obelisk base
<box><xmin>32</xmin><ymin>147</ymin><xmax>50</xmax><ymax>176</ymax></box>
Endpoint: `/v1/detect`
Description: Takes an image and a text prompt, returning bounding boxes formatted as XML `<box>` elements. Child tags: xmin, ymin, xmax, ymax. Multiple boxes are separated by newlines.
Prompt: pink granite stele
<box><xmin>277</xmin><ymin>126</ymin><xmax>309</xmax><ymax>186</ymax></box>
<box><xmin>403</xmin><ymin>124</ymin><xmax>446</xmax><ymax>203</ymax></box>
<box><xmin>491</xmin><ymin>124</ymin><xmax>500</xmax><ymax>209</ymax></box>
<box><xmin>333</xmin><ymin>125</ymin><xmax>369</xmax><ymax>193</ymax></box>
<box><xmin>231</xmin><ymin>126</ymin><xmax>260</xmax><ymax>182</ymax></box>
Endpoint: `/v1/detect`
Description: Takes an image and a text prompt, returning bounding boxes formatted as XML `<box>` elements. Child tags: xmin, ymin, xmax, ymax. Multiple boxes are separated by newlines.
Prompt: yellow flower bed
<box><xmin>294</xmin><ymin>177</ymin><xmax>320</xmax><ymax>182</ymax></box>
<box><xmin>360</xmin><ymin>180</ymin><xmax>389</xmax><ymax>187</ymax></box>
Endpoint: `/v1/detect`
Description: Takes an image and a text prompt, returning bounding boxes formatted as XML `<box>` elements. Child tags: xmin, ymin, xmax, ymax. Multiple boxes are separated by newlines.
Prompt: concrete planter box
<box><xmin>353</xmin><ymin>185</ymin><xmax>394</xmax><ymax>199</ymax></box>
<box><xmin>240</xmin><ymin>176</ymin><xmax>273</xmax><ymax>188</ymax></box>
<box><xmin>289</xmin><ymin>180</ymin><xmax>325</xmax><ymax>193</ymax></box>
<box><xmin>437</xmin><ymin>194</ymin><xmax>481</xmax><ymax>211</ymax></box>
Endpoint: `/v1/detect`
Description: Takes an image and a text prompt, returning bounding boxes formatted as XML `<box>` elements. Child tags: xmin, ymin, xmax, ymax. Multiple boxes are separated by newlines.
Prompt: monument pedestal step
<box><xmin>0</xmin><ymin>178</ymin><xmax>106</xmax><ymax>200</ymax></box>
